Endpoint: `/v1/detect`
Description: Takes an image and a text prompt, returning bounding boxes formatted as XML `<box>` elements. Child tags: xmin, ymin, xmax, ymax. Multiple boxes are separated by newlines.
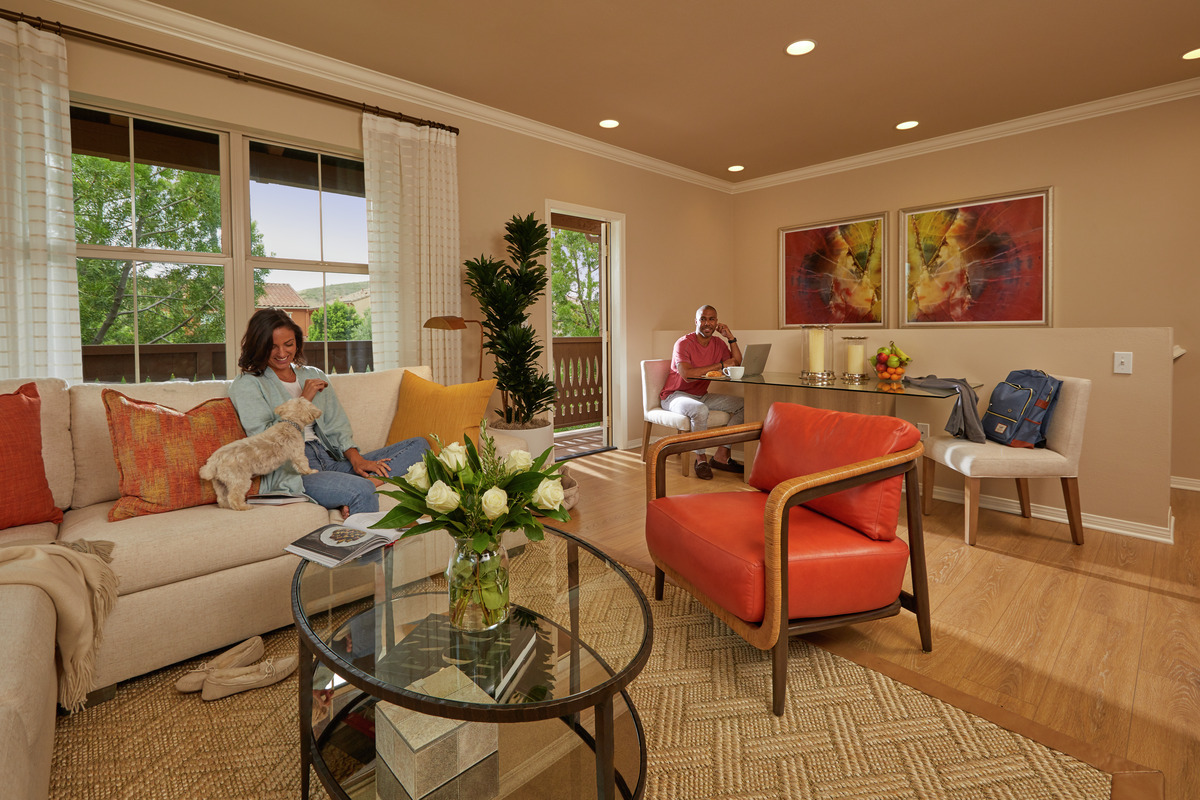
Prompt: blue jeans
<box><xmin>301</xmin><ymin>437</ymin><xmax>429</xmax><ymax>515</ymax></box>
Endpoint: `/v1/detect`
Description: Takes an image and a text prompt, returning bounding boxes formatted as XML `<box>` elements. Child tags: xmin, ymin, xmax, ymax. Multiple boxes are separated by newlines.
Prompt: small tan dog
<box><xmin>200</xmin><ymin>397</ymin><xmax>322</xmax><ymax>511</ymax></box>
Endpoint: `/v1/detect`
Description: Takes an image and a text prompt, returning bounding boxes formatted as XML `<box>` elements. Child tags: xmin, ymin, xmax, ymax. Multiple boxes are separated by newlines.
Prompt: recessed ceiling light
<box><xmin>599</xmin><ymin>119</ymin><xmax>619</xmax><ymax>128</ymax></box>
<box><xmin>728</xmin><ymin>165</ymin><xmax>745</xmax><ymax>172</ymax></box>
<box><xmin>786</xmin><ymin>40</ymin><xmax>816</xmax><ymax>56</ymax></box>
<box><xmin>896</xmin><ymin>120</ymin><xmax>919</xmax><ymax>130</ymax></box>
<box><xmin>1184</xmin><ymin>48</ymin><xmax>1200</xmax><ymax>60</ymax></box>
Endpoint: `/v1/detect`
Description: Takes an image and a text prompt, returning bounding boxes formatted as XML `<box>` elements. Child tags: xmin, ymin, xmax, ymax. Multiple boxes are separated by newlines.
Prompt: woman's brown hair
<box><xmin>238</xmin><ymin>308</ymin><xmax>307</xmax><ymax>375</ymax></box>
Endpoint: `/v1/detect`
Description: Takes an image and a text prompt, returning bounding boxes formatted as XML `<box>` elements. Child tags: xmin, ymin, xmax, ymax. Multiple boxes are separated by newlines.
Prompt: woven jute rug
<box><xmin>51</xmin><ymin>572</ymin><xmax>1114</xmax><ymax>800</ymax></box>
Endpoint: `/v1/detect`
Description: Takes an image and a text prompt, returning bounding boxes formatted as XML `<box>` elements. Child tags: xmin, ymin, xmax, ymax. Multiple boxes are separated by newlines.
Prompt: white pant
<box><xmin>662</xmin><ymin>391</ymin><xmax>745</xmax><ymax>456</ymax></box>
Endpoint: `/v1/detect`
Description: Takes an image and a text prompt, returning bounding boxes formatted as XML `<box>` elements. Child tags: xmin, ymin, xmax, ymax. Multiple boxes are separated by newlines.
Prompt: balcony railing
<box><xmin>81</xmin><ymin>341</ymin><xmax>375</xmax><ymax>383</ymax></box>
<box><xmin>552</xmin><ymin>337</ymin><xmax>603</xmax><ymax>429</ymax></box>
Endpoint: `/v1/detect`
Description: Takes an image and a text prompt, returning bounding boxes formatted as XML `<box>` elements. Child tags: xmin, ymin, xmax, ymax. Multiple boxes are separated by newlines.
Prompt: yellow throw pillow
<box><xmin>386</xmin><ymin>371</ymin><xmax>497</xmax><ymax>452</ymax></box>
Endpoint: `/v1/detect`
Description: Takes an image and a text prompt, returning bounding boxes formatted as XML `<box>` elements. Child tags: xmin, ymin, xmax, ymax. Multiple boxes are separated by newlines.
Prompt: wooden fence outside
<box><xmin>552</xmin><ymin>337</ymin><xmax>603</xmax><ymax>429</ymax></box>
<box><xmin>81</xmin><ymin>341</ymin><xmax>374</xmax><ymax>383</ymax></box>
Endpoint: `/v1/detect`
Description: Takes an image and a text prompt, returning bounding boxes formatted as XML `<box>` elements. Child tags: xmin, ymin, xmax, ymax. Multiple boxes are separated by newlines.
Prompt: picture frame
<box><xmin>779</xmin><ymin>213</ymin><xmax>886</xmax><ymax>328</ymax></box>
<box><xmin>901</xmin><ymin>188</ymin><xmax>1051</xmax><ymax>327</ymax></box>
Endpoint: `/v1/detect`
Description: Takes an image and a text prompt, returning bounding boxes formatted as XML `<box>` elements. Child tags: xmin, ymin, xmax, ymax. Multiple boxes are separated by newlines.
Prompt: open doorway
<box><xmin>549</xmin><ymin>211</ymin><xmax>613</xmax><ymax>460</ymax></box>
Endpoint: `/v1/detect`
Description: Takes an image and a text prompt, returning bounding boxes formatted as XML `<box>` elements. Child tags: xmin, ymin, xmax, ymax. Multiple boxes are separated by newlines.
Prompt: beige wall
<box><xmin>730</xmin><ymin>97</ymin><xmax>1198</xmax><ymax>488</ymax></box>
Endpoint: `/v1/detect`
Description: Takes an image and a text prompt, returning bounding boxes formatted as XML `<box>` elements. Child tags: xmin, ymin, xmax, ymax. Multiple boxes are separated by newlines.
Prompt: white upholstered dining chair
<box><xmin>922</xmin><ymin>375</ymin><xmax>1091</xmax><ymax>546</ymax></box>
<box><xmin>640</xmin><ymin>359</ymin><xmax>730</xmax><ymax>477</ymax></box>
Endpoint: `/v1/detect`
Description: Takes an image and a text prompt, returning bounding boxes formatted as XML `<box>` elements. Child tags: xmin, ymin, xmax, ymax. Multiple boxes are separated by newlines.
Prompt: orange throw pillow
<box><xmin>0</xmin><ymin>383</ymin><xmax>63</xmax><ymax>530</ymax></box>
<box><xmin>385</xmin><ymin>371</ymin><xmax>497</xmax><ymax>452</ymax></box>
<box><xmin>102</xmin><ymin>389</ymin><xmax>247</xmax><ymax>521</ymax></box>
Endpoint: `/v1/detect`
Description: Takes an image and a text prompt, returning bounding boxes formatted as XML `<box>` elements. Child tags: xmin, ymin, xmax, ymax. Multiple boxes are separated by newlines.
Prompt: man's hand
<box><xmin>715</xmin><ymin>322</ymin><xmax>734</xmax><ymax>340</ymax></box>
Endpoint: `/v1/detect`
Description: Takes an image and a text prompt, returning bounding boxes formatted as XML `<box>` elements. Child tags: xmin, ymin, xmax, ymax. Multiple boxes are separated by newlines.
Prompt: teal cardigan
<box><xmin>228</xmin><ymin>366</ymin><xmax>359</xmax><ymax>497</ymax></box>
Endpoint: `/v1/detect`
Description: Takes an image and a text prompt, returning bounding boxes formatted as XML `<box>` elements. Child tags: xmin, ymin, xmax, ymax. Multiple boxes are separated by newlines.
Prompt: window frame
<box><xmin>70</xmin><ymin>102</ymin><xmax>369</xmax><ymax>381</ymax></box>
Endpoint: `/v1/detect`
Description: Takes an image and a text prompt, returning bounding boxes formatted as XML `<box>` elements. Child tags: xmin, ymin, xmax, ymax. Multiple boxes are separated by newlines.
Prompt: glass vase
<box><xmin>446</xmin><ymin>535</ymin><xmax>510</xmax><ymax>631</ymax></box>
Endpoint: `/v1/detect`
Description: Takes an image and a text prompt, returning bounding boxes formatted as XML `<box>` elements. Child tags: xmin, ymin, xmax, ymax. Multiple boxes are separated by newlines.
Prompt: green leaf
<box><xmin>371</xmin><ymin>507</ymin><xmax>421</xmax><ymax>529</ymax></box>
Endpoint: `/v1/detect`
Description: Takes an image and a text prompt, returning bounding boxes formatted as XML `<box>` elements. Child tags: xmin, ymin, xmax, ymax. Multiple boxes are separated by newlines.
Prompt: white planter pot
<box><xmin>498</xmin><ymin>423</ymin><xmax>555</xmax><ymax>463</ymax></box>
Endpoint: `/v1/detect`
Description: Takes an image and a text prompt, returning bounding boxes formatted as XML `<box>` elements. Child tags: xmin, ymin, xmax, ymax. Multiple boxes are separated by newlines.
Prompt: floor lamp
<box><xmin>423</xmin><ymin>316</ymin><xmax>485</xmax><ymax>382</ymax></box>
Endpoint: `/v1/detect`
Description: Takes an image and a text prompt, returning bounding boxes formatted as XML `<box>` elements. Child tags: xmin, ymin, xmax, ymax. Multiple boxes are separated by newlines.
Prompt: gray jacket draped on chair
<box><xmin>907</xmin><ymin>375</ymin><xmax>986</xmax><ymax>443</ymax></box>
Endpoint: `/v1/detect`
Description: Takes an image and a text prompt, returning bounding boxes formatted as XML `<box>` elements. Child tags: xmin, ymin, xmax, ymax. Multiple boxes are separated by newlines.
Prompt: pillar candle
<box><xmin>808</xmin><ymin>328</ymin><xmax>825</xmax><ymax>372</ymax></box>
<box><xmin>847</xmin><ymin>343</ymin><xmax>864</xmax><ymax>374</ymax></box>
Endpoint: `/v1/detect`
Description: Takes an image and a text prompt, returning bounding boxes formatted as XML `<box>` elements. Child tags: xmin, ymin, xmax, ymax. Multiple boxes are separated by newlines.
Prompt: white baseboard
<box><xmin>929</xmin><ymin>487</ymin><xmax>1174</xmax><ymax>544</ymax></box>
<box><xmin>1171</xmin><ymin>476</ymin><xmax>1200</xmax><ymax>492</ymax></box>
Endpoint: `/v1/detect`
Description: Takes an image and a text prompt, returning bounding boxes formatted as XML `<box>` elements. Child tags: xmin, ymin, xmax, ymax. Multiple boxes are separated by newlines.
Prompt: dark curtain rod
<box><xmin>0</xmin><ymin>7</ymin><xmax>459</xmax><ymax>135</ymax></box>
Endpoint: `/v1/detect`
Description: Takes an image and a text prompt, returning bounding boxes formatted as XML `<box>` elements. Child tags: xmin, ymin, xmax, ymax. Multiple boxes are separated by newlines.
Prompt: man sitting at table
<box><xmin>660</xmin><ymin>304</ymin><xmax>745</xmax><ymax>480</ymax></box>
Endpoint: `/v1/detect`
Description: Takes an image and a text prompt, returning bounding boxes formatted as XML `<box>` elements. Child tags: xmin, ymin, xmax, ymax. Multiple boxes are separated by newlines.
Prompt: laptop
<box><xmin>737</xmin><ymin>343</ymin><xmax>771</xmax><ymax>376</ymax></box>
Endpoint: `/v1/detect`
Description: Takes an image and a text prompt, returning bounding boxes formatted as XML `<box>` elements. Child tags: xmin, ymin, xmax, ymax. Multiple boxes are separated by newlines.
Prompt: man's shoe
<box><xmin>175</xmin><ymin>636</ymin><xmax>265</xmax><ymax>693</ymax></box>
<box><xmin>201</xmin><ymin>655</ymin><xmax>299</xmax><ymax>701</ymax></box>
<box><xmin>710</xmin><ymin>458</ymin><xmax>744</xmax><ymax>474</ymax></box>
<box><xmin>694</xmin><ymin>460</ymin><xmax>713</xmax><ymax>480</ymax></box>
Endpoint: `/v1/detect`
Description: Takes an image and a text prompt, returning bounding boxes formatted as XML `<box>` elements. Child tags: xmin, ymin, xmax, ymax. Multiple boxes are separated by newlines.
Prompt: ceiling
<box><xmin>147</xmin><ymin>0</ymin><xmax>1200</xmax><ymax>182</ymax></box>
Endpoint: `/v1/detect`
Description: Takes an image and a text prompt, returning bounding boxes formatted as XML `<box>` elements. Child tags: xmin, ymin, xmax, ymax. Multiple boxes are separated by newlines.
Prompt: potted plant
<box><xmin>464</xmin><ymin>213</ymin><xmax>558</xmax><ymax>454</ymax></box>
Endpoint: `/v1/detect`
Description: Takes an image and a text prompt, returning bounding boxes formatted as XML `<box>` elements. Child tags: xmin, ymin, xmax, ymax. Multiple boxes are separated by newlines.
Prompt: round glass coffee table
<box><xmin>292</xmin><ymin>525</ymin><xmax>652</xmax><ymax>800</ymax></box>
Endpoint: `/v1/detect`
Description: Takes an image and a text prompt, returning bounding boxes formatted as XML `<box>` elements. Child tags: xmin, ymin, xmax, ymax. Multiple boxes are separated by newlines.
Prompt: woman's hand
<box><xmin>346</xmin><ymin>448</ymin><xmax>391</xmax><ymax>479</ymax></box>
<box><xmin>300</xmin><ymin>379</ymin><xmax>328</xmax><ymax>402</ymax></box>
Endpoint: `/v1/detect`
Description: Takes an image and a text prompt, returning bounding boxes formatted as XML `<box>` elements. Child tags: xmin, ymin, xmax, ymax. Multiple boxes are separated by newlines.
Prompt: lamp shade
<box><xmin>424</xmin><ymin>315</ymin><xmax>468</xmax><ymax>330</ymax></box>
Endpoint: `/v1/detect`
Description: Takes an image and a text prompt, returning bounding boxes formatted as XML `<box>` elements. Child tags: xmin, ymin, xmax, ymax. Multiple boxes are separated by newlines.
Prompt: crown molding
<box><xmin>53</xmin><ymin>0</ymin><xmax>1200</xmax><ymax>196</ymax></box>
<box><xmin>53</xmin><ymin>0</ymin><xmax>731</xmax><ymax>191</ymax></box>
<box><xmin>729</xmin><ymin>76</ymin><xmax>1200</xmax><ymax>194</ymax></box>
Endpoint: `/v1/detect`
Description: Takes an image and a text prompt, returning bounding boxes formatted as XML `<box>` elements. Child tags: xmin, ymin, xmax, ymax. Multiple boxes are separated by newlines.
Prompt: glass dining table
<box><xmin>706</xmin><ymin>371</ymin><xmax>966</xmax><ymax>470</ymax></box>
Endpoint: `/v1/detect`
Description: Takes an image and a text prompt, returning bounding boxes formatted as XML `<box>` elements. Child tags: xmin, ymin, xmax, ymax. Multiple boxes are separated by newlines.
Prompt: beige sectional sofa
<box><xmin>0</xmin><ymin>366</ymin><xmax>510</xmax><ymax>800</ymax></box>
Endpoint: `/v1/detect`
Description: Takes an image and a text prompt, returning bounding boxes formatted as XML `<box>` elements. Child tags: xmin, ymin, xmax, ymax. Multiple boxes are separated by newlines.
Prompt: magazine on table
<box><xmin>376</xmin><ymin>612</ymin><xmax>540</xmax><ymax>703</ymax></box>
<box><xmin>246</xmin><ymin>492</ymin><xmax>309</xmax><ymax>506</ymax></box>
<box><xmin>284</xmin><ymin>510</ymin><xmax>404</xmax><ymax>568</ymax></box>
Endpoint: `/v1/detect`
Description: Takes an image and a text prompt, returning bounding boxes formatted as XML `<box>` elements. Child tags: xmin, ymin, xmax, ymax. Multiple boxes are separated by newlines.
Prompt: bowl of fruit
<box><xmin>874</xmin><ymin>341</ymin><xmax>911</xmax><ymax>389</ymax></box>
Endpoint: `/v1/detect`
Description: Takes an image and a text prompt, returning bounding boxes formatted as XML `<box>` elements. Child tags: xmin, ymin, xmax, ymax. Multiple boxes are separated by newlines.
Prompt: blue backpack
<box><xmin>981</xmin><ymin>369</ymin><xmax>1062</xmax><ymax>448</ymax></box>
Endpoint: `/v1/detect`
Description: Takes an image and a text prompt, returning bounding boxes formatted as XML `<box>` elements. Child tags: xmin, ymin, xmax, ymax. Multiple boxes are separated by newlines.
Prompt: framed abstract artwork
<box><xmin>779</xmin><ymin>213</ymin><xmax>885</xmax><ymax>328</ymax></box>
<box><xmin>901</xmin><ymin>188</ymin><xmax>1051</xmax><ymax>327</ymax></box>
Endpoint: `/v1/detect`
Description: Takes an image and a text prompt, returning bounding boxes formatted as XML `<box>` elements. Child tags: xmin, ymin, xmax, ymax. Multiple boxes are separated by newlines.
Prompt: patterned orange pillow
<box><xmin>102</xmin><ymin>389</ymin><xmax>246</xmax><ymax>521</ymax></box>
<box><xmin>0</xmin><ymin>383</ymin><xmax>63</xmax><ymax>530</ymax></box>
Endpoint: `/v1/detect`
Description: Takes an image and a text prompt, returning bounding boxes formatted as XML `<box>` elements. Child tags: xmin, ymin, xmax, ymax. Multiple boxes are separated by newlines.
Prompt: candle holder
<box><xmin>841</xmin><ymin>336</ymin><xmax>869</xmax><ymax>384</ymax></box>
<box><xmin>800</xmin><ymin>325</ymin><xmax>835</xmax><ymax>385</ymax></box>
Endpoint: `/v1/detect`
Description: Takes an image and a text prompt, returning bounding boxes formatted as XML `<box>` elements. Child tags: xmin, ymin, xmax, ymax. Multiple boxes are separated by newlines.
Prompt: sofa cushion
<box><xmin>102</xmin><ymin>389</ymin><xmax>247</xmax><ymax>521</ymax></box>
<box><xmin>747</xmin><ymin>403</ymin><xmax>920</xmax><ymax>541</ymax></box>
<box><xmin>327</xmin><ymin>368</ymin><xmax>420</xmax><ymax>453</ymax></box>
<box><xmin>646</xmin><ymin>490</ymin><xmax>910</xmax><ymax>622</ymax></box>
<box><xmin>0</xmin><ymin>378</ymin><xmax>73</xmax><ymax>511</ymax></box>
<box><xmin>71</xmin><ymin>380</ymin><xmax>235</xmax><ymax>509</ymax></box>
<box><xmin>0</xmin><ymin>384</ymin><xmax>63</xmax><ymax>531</ymax></box>
<box><xmin>385</xmin><ymin>370</ymin><xmax>497</xmax><ymax>451</ymax></box>
<box><xmin>59</xmin><ymin>501</ymin><xmax>329</xmax><ymax>595</ymax></box>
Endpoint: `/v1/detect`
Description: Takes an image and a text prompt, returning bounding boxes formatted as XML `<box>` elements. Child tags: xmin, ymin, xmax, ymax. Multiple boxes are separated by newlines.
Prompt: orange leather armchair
<box><xmin>646</xmin><ymin>402</ymin><xmax>932</xmax><ymax>715</ymax></box>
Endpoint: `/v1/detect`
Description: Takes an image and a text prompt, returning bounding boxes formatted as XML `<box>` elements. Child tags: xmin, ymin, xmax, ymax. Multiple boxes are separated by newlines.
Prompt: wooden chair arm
<box><xmin>647</xmin><ymin>421</ymin><xmax>764</xmax><ymax>501</ymax></box>
<box><xmin>756</xmin><ymin>441</ymin><xmax>925</xmax><ymax>649</ymax></box>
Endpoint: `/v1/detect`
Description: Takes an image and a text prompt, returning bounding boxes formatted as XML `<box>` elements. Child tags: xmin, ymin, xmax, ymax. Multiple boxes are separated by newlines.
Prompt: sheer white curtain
<box><xmin>0</xmin><ymin>21</ymin><xmax>80</xmax><ymax>382</ymax></box>
<box><xmin>363</xmin><ymin>114</ymin><xmax>461</xmax><ymax>383</ymax></box>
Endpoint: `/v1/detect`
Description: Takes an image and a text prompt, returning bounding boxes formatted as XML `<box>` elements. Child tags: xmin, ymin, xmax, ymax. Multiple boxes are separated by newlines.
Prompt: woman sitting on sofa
<box><xmin>229</xmin><ymin>308</ymin><xmax>428</xmax><ymax>518</ymax></box>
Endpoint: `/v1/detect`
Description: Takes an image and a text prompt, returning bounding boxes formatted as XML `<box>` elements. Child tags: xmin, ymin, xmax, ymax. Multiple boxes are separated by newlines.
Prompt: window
<box><xmin>70</xmin><ymin>105</ymin><xmax>370</xmax><ymax>382</ymax></box>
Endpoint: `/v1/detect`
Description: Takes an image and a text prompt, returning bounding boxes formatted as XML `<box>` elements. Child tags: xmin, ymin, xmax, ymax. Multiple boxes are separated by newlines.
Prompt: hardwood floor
<box><xmin>553</xmin><ymin>447</ymin><xmax>1198</xmax><ymax>800</ymax></box>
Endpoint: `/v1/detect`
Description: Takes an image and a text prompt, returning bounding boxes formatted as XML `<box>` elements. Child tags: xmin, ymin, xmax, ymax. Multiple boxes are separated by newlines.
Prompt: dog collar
<box><xmin>283</xmin><ymin>419</ymin><xmax>304</xmax><ymax>434</ymax></box>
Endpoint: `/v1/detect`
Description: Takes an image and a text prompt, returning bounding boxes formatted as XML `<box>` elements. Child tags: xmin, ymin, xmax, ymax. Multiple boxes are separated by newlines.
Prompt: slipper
<box><xmin>710</xmin><ymin>458</ymin><xmax>744</xmax><ymax>474</ymax></box>
<box><xmin>694</xmin><ymin>461</ymin><xmax>713</xmax><ymax>480</ymax></box>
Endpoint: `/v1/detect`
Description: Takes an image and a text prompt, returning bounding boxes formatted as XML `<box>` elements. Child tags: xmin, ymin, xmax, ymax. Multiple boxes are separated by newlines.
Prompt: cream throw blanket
<box><xmin>0</xmin><ymin>541</ymin><xmax>118</xmax><ymax>712</ymax></box>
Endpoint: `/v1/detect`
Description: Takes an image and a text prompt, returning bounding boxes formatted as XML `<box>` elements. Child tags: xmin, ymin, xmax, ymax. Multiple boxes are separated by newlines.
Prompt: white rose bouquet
<box><xmin>372</xmin><ymin>423</ymin><xmax>570</xmax><ymax>552</ymax></box>
<box><xmin>373</xmin><ymin>424</ymin><xmax>569</xmax><ymax>629</ymax></box>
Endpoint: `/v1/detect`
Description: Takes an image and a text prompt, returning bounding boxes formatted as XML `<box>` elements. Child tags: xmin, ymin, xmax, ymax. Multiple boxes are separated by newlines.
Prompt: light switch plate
<box><xmin>916</xmin><ymin>422</ymin><xmax>930</xmax><ymax>441</ymax></box>
<box><xmin>1113</xmin><ymin>351</ymin><xmax>1133</xmax><ymax>374</ymax></box>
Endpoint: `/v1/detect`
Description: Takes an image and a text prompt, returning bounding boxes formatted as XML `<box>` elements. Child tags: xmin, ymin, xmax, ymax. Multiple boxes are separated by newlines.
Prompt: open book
<box><xmin>284</xmin><ymin>510</ymin><xmax>404</xmax><ymax>568</ymax></box>
<box><xmin>246</xmin><ymin>492</ymin><xmax>309</xmax><ymax>506</ymax></box>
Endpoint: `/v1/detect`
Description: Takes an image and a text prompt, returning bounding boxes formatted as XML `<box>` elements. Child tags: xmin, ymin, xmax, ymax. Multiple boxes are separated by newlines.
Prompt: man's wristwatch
<box><xmin>727</xmin><ymin>338</ymin><xmax>737</xmax><ymax>344</ymax></box>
